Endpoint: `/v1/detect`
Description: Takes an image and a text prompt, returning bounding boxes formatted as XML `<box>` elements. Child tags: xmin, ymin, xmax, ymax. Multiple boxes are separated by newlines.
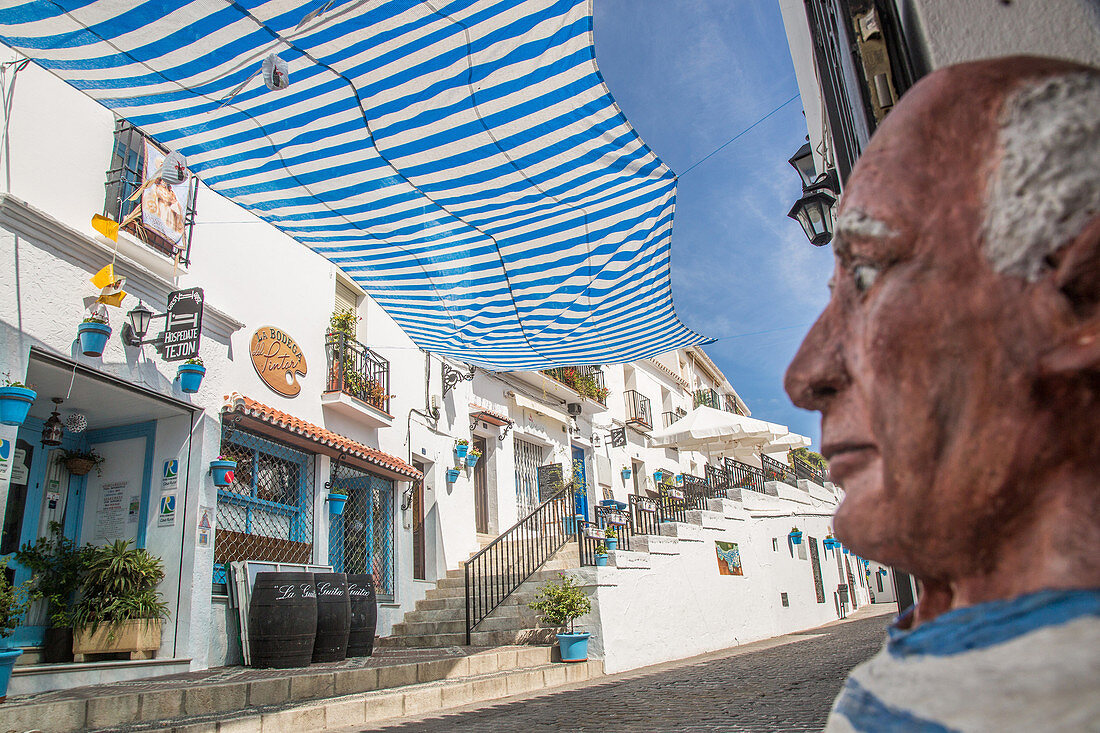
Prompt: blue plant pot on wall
<box><xmin>605</xmin><ymin>537</ymin><xmax>618</xmax><ymax>552</ymax></box>
<box><xmin>789</xmin><ymin>531</ymin><xmax>803</xmax><ymax>545</ymax></box>
<box><xmin>0</xmin><ymin>386</ymin><xmax>36</xmax><ymax>426</ymax></box>
<box><xmin>210</xmin><ymin>459</ymin><xmax>237</xmax><ymax>487</ymax></box>
<box><xmin>594</xmin><ymin>553</ymin><xmax>609</xmax><ymax>567</ymax></box>
<box><xmin>0</xmin><ymin>646</ymin><xmax>21</xmax><ymax>700</ymax></box>
<box><xmin>621</xmin><ymin>468</ymin><xmax>631</xmax><ymax>480</ymax></box>
<box><xmin>177</xmin><ymin>364</ymin><xmax>206</xmax><ymax>394</ymax></box>
<box><xmin>446</xmin><ymin>468</ymin><xmax>461</xmax><ymax>483</ymax></box>
<box><xmin>328</xmin><ymin>493</ymin><xmax>348</xmax><ymax>515</ymax></box>
<box><xmin>465</xmin><ymin>453</ymin><xmax>479</xmax><ymax>469</ymax></box>
<box><xmin>77</xmin><ymin>321</ymin><xmax>111</xmax><ymax>357</ymax></box>
<box><xmin>557</xmin><ymin>632</ymin><xmax>590</xmax><ymax>663</ymax></box>
<box><xmin>455</xmin><ymin>444</ymin><xmax>469</xmax><ymax>459</ymax></box>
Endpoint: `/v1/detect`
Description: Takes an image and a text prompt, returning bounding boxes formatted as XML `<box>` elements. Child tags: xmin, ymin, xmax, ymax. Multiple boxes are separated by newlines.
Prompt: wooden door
<box><xmin>473</xmin><ymin>437</ymin><xmax>488</xmax><ymax>534</ymax></box>
<box><xmin>412</xmin><ymin>459</ymin><xmax>426</xmax><ymax>580</ymax></box>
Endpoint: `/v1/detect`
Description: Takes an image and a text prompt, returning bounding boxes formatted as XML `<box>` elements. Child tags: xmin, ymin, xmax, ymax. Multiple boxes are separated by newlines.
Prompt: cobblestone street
<box><xmin>339</xmin><ymin>608</ymin><xmax>894</xmax><ymax>733</ymax></box>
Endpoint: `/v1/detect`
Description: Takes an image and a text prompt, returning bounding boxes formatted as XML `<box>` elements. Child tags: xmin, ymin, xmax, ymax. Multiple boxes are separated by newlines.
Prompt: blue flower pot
<box><xmin>605</xmin><ymin>537</ymin><xmax>618</xmax><ymax>551</ymax></box>
<box><xmin>621</xmin><ymin>469</ymin><xmax>631</xmax><ymax>480</ymax></box>
<box><xmin>77</xmin><ymin>321</ymin><xmax>111</xmax><ymax>357</ymax></box>
<box><xmin>210</xmin><ymin>459</ymin><xmax>237</xmax><ymax>487</ymax></box>
<box><xmin>789</xmin><ymin>531</ymin><xmax>803</xmax><ymax>545</ymax></box>
<box><xmin>595</xmin><ymin>553</ymin><xmax>609</xmax><ymax>567</ymax></box>
<box><xmin>328</xmin><ymin>493</ymin><xmax>348</xmax><ymax>515</ymax></box>
<box><xmin>557</xmin><ymin>632</ymin><xmax>590</xmax><ymax>663</ymax></box>
<box><xmin>0</xmin><ymin>646</ymin><xmax>21</xmax><ymax>700</ymax></box>
<box><xmin>843</xmin><ymin>548</ymin><xmax>850</xmax><ymax>555</ymax></box>
<box><xmin>653</xmin><ymin>471</ymin><xmax>664</xmax><ymax>483</ymax></box>
<box><xmin>599</xmin><ymin>500</ymin><xmax>627</xmax><ymax>511</ymax></box>
<box><xmin>177</xmin><ymin>364</ymin><xmax>206</xmax><ymax>394</ymax></box>
<box><xmin>0</xmin><ymin>386</ymin><xmax>36</xmax><ymax>426</ymax></box>
<box><xmin>465</xmin><ymin>453</ymin><xmax>479</xmax><ymax>469</ymax></box>
<box><xmin>455</xmin><ymin>444</ymin><xmax>468</xmax><ymax>459</ymax></box>
<box><xmin>446</xmin><ymin>468</ymin><xmax>461</xmax><ymax>483</ymax></box>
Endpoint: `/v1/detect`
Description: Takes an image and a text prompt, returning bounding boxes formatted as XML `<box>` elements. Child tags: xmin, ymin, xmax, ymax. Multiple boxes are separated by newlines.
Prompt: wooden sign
<box><xmin>250</xmin><ymin>326</ymin><xmax>307</xmax><ymax>397</ymax></box>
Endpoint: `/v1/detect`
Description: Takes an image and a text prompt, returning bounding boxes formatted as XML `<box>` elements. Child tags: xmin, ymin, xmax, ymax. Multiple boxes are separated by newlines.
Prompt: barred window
<box><xmin>213</xmin><ymin>429</ymin><xmax>315</xmax><ymax>587</ymax></box>
<box><xmin>328</xmin><ymin>462</ymin><xmax>395</xmax><ymax>599</ymax></box>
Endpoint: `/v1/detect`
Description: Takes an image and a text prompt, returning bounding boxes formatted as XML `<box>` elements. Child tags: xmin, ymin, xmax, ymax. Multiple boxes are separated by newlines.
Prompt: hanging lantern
<box><xmin>262</xmin><ymin>53</ymin><xmax>289</xmax><ymax>90</ymax></box>
<box><xmin>41</xmin><ymin>398</ymin><xmax>64</xmax><ymax>446</ymax></box>
<box><xmin>787</xmin><ymin>187</ymin><xmax>837</xmax><ymax>247</ymax></box>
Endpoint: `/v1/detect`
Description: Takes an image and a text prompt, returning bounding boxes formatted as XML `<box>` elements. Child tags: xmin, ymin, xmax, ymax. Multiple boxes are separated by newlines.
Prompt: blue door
<box><xmin>571</xmin><ymin>446</ymin><xmax>588</xmax><ymax>520</ymax></box>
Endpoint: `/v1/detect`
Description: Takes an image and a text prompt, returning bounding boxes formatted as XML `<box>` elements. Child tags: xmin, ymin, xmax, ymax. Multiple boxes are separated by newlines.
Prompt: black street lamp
<box><xmin>788</xmin><ymin>142</ymin><xmax>817</xmax><ymax>189</ymax></box>
<box><xmin>788</xmin><ymin>186</ymin><xmax>837</xmax><ymax>247</ymax></box>
<box><xmin>122</xmin><ymin>301</ymin><xmax>165</xmax><ymax>347</ymax></box>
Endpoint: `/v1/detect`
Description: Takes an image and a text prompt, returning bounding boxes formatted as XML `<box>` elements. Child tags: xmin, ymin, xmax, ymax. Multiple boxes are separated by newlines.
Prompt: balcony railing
<box><xmin>661</xmin><ymin>411</ymin><xmax>680</xmax><ymax>428</ymax></box>
<box><xmin>325</xmin><ymin>332</ymin><xmax>391</xmax><ymax>414</ymax></box>
<box><xmin>761</xmin><ymin>454</ymin><xmax>798</xmax><ymax>486</ymax></box>
<box><xmin>723</xmin><ymin>395</ymin><xmax>744</xmax><ymax>416</ymax></box>
<box><xmin>724</xmin><ymin>458</ymin><xmax>766</xmax><ymax>493</ymax></box>
<box><xmin>792</xmin><ymin>454</ymin><xmax>828</xmax><ymax>485</ymax></box>
<box><xmin>624</xmin><ymin>390</ymin><xmax>652</xmax><ymax>430</ymax></box>
<box><xmin>541</xmin><ymin>366</ymin><xmax>608</xmax><ymax>405</ymax></box>
<box><xmin>694</xmin><ymin>388</ymin><xmax>720</xmax><ymax>410</ymax></box>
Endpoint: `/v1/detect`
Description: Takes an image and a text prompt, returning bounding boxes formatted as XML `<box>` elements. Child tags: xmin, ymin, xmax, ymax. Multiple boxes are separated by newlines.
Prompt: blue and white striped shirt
<box><xmin>827</xmin><ymin>589</ymin><xmax>1100</xmax><ymax>732</ymax></box>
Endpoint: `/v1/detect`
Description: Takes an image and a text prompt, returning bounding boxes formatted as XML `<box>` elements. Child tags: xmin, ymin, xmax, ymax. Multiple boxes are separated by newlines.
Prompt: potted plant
<box><xmin>620</xmin><ymin>466</ymin><xmax>631</xmax><ymax>480</ymax></box>
<box><xmin>327</xmin><ymin>491</ymin><xmax>348</xmax><ymax>516</ymax></box>
<box><xmin>446</xmin><ymin>466</ymin><xmax>461</xmax><ymax>483</ymax></box>
<box><xmin>0</xmin><ymin>374</ymin><xmax>36</xmax><ymax>427</ymax></box>
<box><xmin>70</xmin><ymin>540</ymin><xmax>169</xmax><ymax>661</ymax></box>
<box><xmin>454</xmin><ymin>439</ymin><xmax>469</xmax><ymax>459</ymax></box>
<box><xmin>60</xmin><ymin>447</ymin><xmax>105</xmax><ymax>477</ymax></box>
<box><xmin>593</xmin><ymin>542</ymin><xmax>609</xmax><ymax>567</ymax></box>
<box><xmin>604</xmin><ymin>527</ymin><xmax>618</xmax><ymax>552</ymax></box>
<box><xmin>823</xmin><ymin>534</ymin><xmax>837</xmax><ymax>550</ymax></box>
<box><xmin>210</xmin><ymin>455</ymin><xmax>237</xmax><ymax>487</ymax></box>
<box><xmin>465</xmin><ymin>447</ymin><xmax>481</xmax><ymax>469</ymax></box>
<box><xmin>528</xmin><ymin>573</ymin><xmax>591</xmax><ymax>663</ymax></box>
<box><xmin>176</xmin><ymin>356</ymin><xmax>205</xmax><ymax>394</ymax></box>
<box><xmin>77</xmin><ymin>313</ymin><xmax>111</xmax><ymax>357</ymax></box>
<box><xmin>652</xmin><ymin>469</ymin><xmax>664</xmax><ymax>483</ymax></box>
<box><xmin>15</xmin><ymin>521</ymin><xmax>93</xmax><ymax>663</ymax></box>
<box><xmin>789</xmin><ymin>526</ymin><xmax>803</xmax><ymax>545</ymax></box>
<box><xmin>0</xmin><ymin>559</ymin><xmax>31</xmax><ymax>701</ymax></box>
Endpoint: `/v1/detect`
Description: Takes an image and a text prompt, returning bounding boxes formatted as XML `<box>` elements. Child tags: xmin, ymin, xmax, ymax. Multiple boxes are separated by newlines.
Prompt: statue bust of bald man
<box><xmin>785</xmin><ymin>56</ymin><xmax>1100</xmax><ymax>731</ymax></box>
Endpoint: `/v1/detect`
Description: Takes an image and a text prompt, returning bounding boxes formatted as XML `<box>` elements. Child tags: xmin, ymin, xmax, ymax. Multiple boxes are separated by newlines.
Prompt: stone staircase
<box><xmin>378</xmin><ymin>541</ymin><xmax>580</xmax><ymax>649</ymax></box>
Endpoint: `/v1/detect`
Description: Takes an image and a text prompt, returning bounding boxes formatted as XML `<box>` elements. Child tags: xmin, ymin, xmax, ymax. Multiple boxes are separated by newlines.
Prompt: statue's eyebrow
<box><xmin>833</xmin><ymin>209</ymin><xmax>897</xmax><ymax>260</ymax></box>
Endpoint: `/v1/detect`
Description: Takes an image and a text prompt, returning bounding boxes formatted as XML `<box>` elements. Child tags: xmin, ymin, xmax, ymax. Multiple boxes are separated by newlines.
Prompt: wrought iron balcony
<box><xmin>541</xmin><ymin>365</ymin><xmax>608</xmax><ymax>405</ymax></box>
<box><xmin>723</xmin><ymin>458</ymin><xmax>766</xmax><ymax>493</ymax></box>
<box><xmin>325</xmin><ymin>332</ymin><xmax>391</xmax><ymax>415</ymax></box>
<box><xmin>694</xmin><ymin>388</ymin><xmax>720</xmax><ymax>410</ymax></box>
<box><xmin>792</xmin><ymin>454</ymin><xmax>828</xmax><ymax>485</ymax></box>
<box><xmin>723</xmin><ymin>394</ymin><xmax>744</xmax><ymax>415</ymax></box>
<box><xmin>761</xmin><ymin>454</ymin><xmax>798</xmax><ymax>487</ymax></box>
<box><xmin>624</xmin><ymin>389</ymin><xmax>652</xmax><ymax>430</ymax></box>
<box><xmin>661</xmin><ymin>410</ymin><xmax>681</xmax><ymax>428</ymax></box>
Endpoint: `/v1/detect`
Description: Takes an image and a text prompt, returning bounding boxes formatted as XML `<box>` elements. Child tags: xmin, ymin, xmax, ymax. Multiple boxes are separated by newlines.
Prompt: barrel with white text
<box><xmin>312</xmin><ymin>572</ymin><xmax>351</xmax><ymax>663</ymax></box>
<box><xmin>248</xmin><ymin>572</ymin><xmax>317</xmax><ymax>668</ymax></box>
<box><xmin>346</xmin><ymin>573</ymin><xmax>377</xmax><ymax>657</ymax></box>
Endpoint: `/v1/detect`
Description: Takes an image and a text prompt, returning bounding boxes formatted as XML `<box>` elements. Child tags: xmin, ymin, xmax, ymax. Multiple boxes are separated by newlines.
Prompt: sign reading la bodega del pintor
<box><xmin>250</xmin><ymin>326</ymin><xmax>307</xmax><ymax>397</ymax></box>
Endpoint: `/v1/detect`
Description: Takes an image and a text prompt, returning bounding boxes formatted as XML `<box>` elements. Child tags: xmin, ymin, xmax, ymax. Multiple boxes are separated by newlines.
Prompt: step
<box><xmin>685</xmin><ymin>509</ymin><xmax>727</xmax><ymax>530</ymax></box>
<box><xmin>431</xmin><ymin>567</ymin><xmax>569</xmax><ymax>591</ymax></box>
<box><xmin>392</xmin><ymin>612</ymin><xmax>549</xmax><ymax>637</ymax></box>
<box><xmin>0</xmin><ymin>646</ymin><xmax>566</xmax><ymax>733</ymax></box>
<box><xmin>403</xmin><ymin>603</ymin><xmax>539</xmax><ymax>625</ymax></box>
<box><xmin>609</xmin><ymin>549</ymin><xmax>651</xmax><ymax>569</ymax></box>
<box><xmin>658</xmin><ymin>521</ymin><xmax>707</xmax><ymax>542</ymax></box>
<box><xmin>631</xmin><ymin>534</ymin><xmax>680</xmax><ymax>555</ymax></box>
<box><xmin>92</xmin><ymin>660</ymin><xmax>603</xmax><ymax>732</ymax></box>
<box><xmin>377</xmin><ymin>628</ymin><xmax>559</xmax><ymax>649</ymax></box>
<box><xmin>416</xmin><ymin>590</ymin><xmax>543</xmax><ymax>611</ymax></box>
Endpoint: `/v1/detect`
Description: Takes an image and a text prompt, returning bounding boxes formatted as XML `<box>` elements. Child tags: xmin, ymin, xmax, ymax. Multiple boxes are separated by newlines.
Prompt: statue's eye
<box><xmin>853</xmin><ymin>264</ymin><xmax>879</xmax><ymax>293</ymax></box>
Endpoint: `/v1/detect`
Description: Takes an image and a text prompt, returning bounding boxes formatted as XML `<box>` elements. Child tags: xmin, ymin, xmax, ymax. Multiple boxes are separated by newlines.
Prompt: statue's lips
<box><xmin>822</xmin><ymin>442</ymin><xmax>877</xmax><ymax>482</ymax></box>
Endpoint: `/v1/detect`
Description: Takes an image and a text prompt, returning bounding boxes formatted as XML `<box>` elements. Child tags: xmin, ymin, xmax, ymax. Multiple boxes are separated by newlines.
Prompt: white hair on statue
<box><xmin>984</xmin><ymin>71</ymin><xmax>1100</xmax><ymax>280</ymax></box>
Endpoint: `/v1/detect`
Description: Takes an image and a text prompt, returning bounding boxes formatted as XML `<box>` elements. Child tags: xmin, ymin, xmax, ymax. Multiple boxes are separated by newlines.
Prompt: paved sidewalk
<box><xmin>336</xmin><ymin>604</ymin><xmax>897</xmax><ymax>733</ymax></box>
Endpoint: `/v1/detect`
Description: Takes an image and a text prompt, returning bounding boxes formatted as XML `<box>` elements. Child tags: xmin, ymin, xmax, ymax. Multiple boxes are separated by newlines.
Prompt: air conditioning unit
<box><xmin>566</xmin><ymin>402</ymin><xmax>582</xmax><ymax>416</ymax></box>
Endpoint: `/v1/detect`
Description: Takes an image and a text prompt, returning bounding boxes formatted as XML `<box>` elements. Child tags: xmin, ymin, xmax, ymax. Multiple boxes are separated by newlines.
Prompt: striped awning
<box><xmin>0</xmin><ymin>0</ymin><xmax>710</xmax><ymax>369</ymax></box>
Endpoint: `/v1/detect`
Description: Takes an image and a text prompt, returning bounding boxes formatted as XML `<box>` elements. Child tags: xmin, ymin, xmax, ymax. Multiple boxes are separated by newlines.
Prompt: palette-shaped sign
<box><xmin>250</xmin><ymin>326</ymin><xmax>307</xmax><ymax>397</ymax></box>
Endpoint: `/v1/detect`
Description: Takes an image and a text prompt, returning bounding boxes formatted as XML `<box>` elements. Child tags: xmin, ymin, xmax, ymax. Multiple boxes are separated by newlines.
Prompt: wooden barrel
<box><xmin>312</xmin><ymin>572</ymin><xmax>351</xmax><ymax>663</ymax></box>
<box><xmin>346</xmin><ymin>573</ymin><xmax>377</xmax><ymax>657</ymax></box>
<box><xmin>248</xmin><ymin>572</ymin><xmax>317</xmax><ymax>669</ymax></box>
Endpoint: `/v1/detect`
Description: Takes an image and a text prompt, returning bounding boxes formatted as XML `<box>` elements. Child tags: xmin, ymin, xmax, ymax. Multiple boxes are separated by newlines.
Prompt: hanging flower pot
<box><xmin>465</xmin><ymin>450</ymin><xmax>481</xmax><ymax>469</ymax></box>
<box><xmin>789</xmin><ymin>528</ymin><xmax>803</xmax><ymax>545</ymax></box>
<box><xmin>0</xmin><ymin>384</ymin><xmax>36</xmax><ymax>426</ymax></box>
<box><xmin>446</xmin><ymin>468</ymin><xmax>461</xmax><ymax>483</ymax></box>
<box><xmin>77</xmin><ymin>319</ymin><xmax>112</xmax><ymax>357</ymax></box>
<box><xmin>652</xmin><ymin>470</ymin><xmax>664</xmax><ymax>483</ymax></box>
<box><xmin>176</xmin><ymin>359</ymin><xmax>206</xmax><ymax>394</ymax></box>
<box><xmin>210</xmin><ymin>457</ymin><xmax>237</xmax><ymax>487</ymax></box>
<box><xmin>454</xmin><ymin>441</ymin><xmax>469</xmax><ymax>459</ymax></box>
<box><xmin>843</xmin><ymin>547</ymin><xmax>850</xmax><ymax>555</ymax></box>
<box><xmin>327</xmin><ymin>492</ymin><xmax>348</xmax><ymax>516</ymax></box>
<box><xmin>621</xmin><ymin>468</ymin><xmax>631</xmax><ymax>480</ymax></box>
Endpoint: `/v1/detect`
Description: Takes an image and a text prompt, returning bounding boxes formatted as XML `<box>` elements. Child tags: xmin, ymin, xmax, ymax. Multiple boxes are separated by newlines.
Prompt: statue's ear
<box><xmin>1039</xmin><ymin>216</ymin><xmax>1100</xmax><ymax>376</ymax></box>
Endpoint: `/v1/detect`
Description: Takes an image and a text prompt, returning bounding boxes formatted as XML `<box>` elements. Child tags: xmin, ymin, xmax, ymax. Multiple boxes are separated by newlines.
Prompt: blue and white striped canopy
<box><xmin>0</xmin><ymin>0</ymin><xmax>709</xmax><ymax>369</ymax></box>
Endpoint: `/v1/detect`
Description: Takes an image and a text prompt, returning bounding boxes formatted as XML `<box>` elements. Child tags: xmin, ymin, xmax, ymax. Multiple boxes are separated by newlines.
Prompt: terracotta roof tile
<box><xmin>222</xmin><ymin>393</ymin><xmax>421</xmax><ymax>480</ymax></box>
<box><xmin>468</xmin><ymin>403</ymin><xmax>512</xmax><ymax>426</ymax></box>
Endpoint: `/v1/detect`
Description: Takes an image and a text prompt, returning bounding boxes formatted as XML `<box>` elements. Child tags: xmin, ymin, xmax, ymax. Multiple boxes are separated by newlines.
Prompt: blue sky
<box><xmin>593</xmin><ymin>0</ymin><xmax>834</xmax><ymax>448</ymax></box>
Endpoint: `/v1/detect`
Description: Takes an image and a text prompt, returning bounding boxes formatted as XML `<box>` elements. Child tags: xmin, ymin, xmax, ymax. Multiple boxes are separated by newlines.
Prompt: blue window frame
<box><xmin>328</xmin><ymin>463</ymin><xmax>395</xmax><ymax>600</ymax></box>
<box><xmin>213</xmin><ymin>429</ymin><xmax>315</xmax><ymax>586</ymax></box>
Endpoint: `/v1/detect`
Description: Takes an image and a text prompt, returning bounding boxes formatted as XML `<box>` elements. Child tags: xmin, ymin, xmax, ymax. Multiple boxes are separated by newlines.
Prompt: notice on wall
<box><xmin>158</xmin><ymin>491</ymin><xmax>177</xmax><ymax>528</ymax></box>
<box><xmin>94</xmin><ymin>482</ymin><xmax>127</xmax><ymax>541</ymax></box>
<box><xmin>128</xmin><ymin>495</ymin><xmax>141</xmax><ymax>524</ymax></box>
<box><xmin>197</xmin><ymin>504</ymin><xmax>214</xmax><ymax>548</ymax></box>
<box><xmin>537</xmin><ymin>463</ymin><xmax>563</xmax><ymax>502</ymax></box>
<box><xmin>162</xmin><ymin>459</ymin><xmax>178</xmax><ymax>491</ymax></box>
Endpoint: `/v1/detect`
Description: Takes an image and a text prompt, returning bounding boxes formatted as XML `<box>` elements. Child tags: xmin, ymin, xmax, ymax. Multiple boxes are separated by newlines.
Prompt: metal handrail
<box><xmin>762</xmin><ymin>454</ymin><xmax>798</xmax><ymax>487</ymax></box>
<box><xmin>725</xmin><ymin>458</ymin><xmax>766</xmax><ymax>493</ymax></box>
<box><xmin>325</xmin><ymin>332</ymin><xmax>391</xmax><ymax>414</ymax></box>
<box><xmin>541</xmin><ymin>366</ymin><xmax>608</xmax><ymax>406</ymax></box>
<box><xmin>464</xmin><ymin>484</ymin><xmax>572</xmax><ymax>644</ymax></box>
<box><xmin>624</xmin><ymin>389</ymin><xmax>652</xmax><ymax>429</ymax></box>
<box><xmin>791</xmin><ymin>454</ymin><xmax>828</xmax><ymax>485</ymax></box>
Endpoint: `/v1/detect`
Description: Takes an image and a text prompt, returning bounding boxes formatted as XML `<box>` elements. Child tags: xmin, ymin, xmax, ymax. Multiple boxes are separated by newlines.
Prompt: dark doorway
<box><xmin>473</xmin><ymin>437</ymin><xmax>489</xmax><ymax>534</ymax></box>
<box><xmin>809</xmin><ymin>538</ymin><xmax>826</xmax><ymax>604</ymax></box>
<box><xmin>411</xmin><ymin>459</ymin><xmax>426</xmax><ymax>580</ymax></box>
<box><xmin>894</xmin><ymin>569</ymin><xmax>917</xmax><ymax>612</ymax></box>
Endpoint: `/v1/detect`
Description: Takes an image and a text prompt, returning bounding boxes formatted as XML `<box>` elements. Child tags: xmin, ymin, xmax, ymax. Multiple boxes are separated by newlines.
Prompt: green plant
<box><xmin>456</xmin><ymin>439</ymin><xmax>469</xmax><ymax>447</ymax></box>
<box><xmin>184</xmin><ymin>356</ymin><xmax>204</xmax><ymax>366</ymax></box>
<box><xmin>69</xmin><ymin>540</ymin><xmax>169</xmax><ymax>634</ymax></box>
<box><xmin>594</xmin><ymin>542</ymin><xmax>608</xmax><ymax>555</ymax></box>
<box><xmin>1</xmin><ymin>372</ymin><xmax>33</xmax><ymax>389</ymax></box>
<box><xmin>60</xmin><ymin>447</ymin><xmax>106</xmax><ymax>477</ymax></box>
<box><xmin>0</xmin><ymin>559</ymin><xmax>33</xmax><ymax>639</ymax></box>
<box><xmin>791</xmin><ymin>526</ymin><xmax>801</xmax><ymax>533</ymax></box>
<box><xmin>15</xmin><ymin>521</ymin><xmax>94</xmax><ymax>627</ymax></box>
<box><xmin>467</xmin><ymin>447</ymin><xmax>482</xmax><ymax>459</ymax></box>
<box><xmin>82</xmin><ymin>313</ymin><xmax>109</xmax><ymax>325</ymax></box>
<box><xmin>343</xmin><ymin>368</ymin><xmax>365</xmax><ymax>395</ymax></box>
<box><xmin>528</xmin><ymin>573</ymin><xmax>591</xmax><ymax>634</ymax></box>
<box><xmin>604</xmin><ymin>527</ymin><xmax>617</xmax><ymax>539</ymax></box>
<box><xmin>789</xmin><ymin>447</ymin><xmax>828</xmax><ymax>471</ymax></box>
<box><xmin>329</xmin><ymin>308</ymin><xmax>358</xmax><ymax>338</ymax></box>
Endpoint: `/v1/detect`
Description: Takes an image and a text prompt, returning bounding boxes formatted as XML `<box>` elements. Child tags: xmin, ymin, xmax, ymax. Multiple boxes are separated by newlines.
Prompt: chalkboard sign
<box><xmin>537</xmin><ymin>463</ymin><xmax>563</xmax><ymax>502</ymax></box>
<box><xmin>160</xmin><ymin>287</ymin><xmax>204</xmax><ymax>361</ymax></box>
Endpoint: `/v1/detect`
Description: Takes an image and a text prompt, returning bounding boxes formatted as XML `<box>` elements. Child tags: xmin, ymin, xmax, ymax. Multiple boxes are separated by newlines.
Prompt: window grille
<box><xmin>214</xmin><ymin>429</ymin><xmax>315</xmax><ymax>586</ymax></box>
<box><xmin>328</xmin><ymin>461</ymin><xmax>396</xmax><ymax>599</ymax></box>
<box><xmin>513</xmin><ymin>438</ymin><xmax>544</xmax><ymax>517</ymax></box>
